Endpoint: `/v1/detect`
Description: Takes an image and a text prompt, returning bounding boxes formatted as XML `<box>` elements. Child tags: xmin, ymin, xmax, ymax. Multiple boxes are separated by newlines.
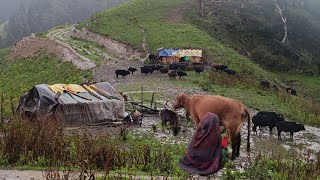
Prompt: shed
<box><xmin>157</xmin><ymin>48</ymin><xmax>204</xmax><ymax>64</ymax></box>
<box><xmin>16</xmin><ymin>82</ymin><xmax>125</xmax><ymax>126</ymax></box>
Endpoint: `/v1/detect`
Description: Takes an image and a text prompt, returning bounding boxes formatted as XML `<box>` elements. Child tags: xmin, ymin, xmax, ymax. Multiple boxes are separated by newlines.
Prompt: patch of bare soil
<box><xmin>71</xmin><ymin>28</ymin><xmax>144</xmax><ymax>60</ymax></box>
<box><xmin>10</xmin><ymin>35</ymin><xmax>96</xmax><ymax>70</ymax></box>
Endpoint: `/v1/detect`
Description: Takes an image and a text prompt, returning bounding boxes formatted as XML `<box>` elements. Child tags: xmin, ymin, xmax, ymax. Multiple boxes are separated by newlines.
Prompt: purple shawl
<box><xmin>179</xmin><ymin>112</ymin><xmax>222</xmax><ymax>175</ymax></box>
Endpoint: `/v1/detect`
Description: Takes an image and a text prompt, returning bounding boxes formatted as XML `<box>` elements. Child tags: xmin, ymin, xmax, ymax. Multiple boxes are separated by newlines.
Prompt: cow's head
<box><xmin>277</xmin><ymin>113</ymin><xmax>285</xmax><ymax>121</ymax></box>
<box><xmin>173</xmin><ymin>92</ymin><xmax>188</xmax><ymax>109</ymax></box>
<box><xmin>297</xmin><ymin>124</ymin><xmax>306</xmax><ymax>131</ymax></box>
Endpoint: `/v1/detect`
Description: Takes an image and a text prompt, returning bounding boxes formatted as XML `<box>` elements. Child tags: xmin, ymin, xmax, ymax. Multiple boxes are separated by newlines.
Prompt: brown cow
<box><xmin>173</xmin><ymin>92</ymin><xmax>250</xmax><ymax>160</ymax></box>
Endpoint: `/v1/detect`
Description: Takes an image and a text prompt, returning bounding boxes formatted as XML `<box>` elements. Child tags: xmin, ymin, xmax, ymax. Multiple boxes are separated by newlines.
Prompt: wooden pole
<box><xmin>150</xmin><ymin>93</ymin><xmax>155</xmax><ymax>108</ymax></box>
<box><xmin>10</xmin><ymin>97</ymin><xmax>15</xmax><ymax>116</ymax></box>
<box><xmin>1</xmin><ymin>92</ymin><xmax>4</xmax><ymax>123</ymax></box>
<box><xmin>141</xmin><ymin>86</ymin><xmax>144</xmax><ymax>106</ymax></box>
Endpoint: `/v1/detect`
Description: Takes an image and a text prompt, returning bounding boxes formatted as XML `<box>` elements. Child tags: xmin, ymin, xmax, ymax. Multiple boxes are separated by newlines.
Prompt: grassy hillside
<box><xmin>81</xmin><ymin>0</ymin><xmax>271</xmax><ymax>80</ymax></box>
<box><xmin>82</xmin><ymin>0</ymin><xmax>320</xmax><ymax>126</ymax></box>
<box><xmin>0</xmin><ymin>50</ymin><xmax>91</xmax><ymax>116</ymax></box>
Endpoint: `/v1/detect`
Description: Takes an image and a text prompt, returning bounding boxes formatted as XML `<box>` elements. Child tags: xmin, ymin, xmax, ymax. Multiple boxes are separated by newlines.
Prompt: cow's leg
<box><xmin>269</xmin><ymin>126</ymin><xmax>273</xmax><ymax>135</ymax></box>
<box><xmin>230</xmin><ymin>128</ymin><xmax>238</xmax><ymax>160</ymax></box>
<box><xmin>277</xmin><ymin>130</ymin><xmax>282</xmax><ymax>140</ymax></box>
<box><xmin>290</xmin><ymin>132</ymin><xmax>294</xmax><ymax>140</ymax></box>
<box><xmin>236</xmin><ymin>131</ymin><xmax>241</xmax><ymax>157</ymax></box>
<box><xmin>252</xmin><ymin>125</ymin><xmax>257</xmax><ymax>134</ymax></box>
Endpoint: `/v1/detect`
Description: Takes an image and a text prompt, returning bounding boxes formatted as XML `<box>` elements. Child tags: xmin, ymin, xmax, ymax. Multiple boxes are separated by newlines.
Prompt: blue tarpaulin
<box><xmin>158</xmin><ymin>49</ymin><xmax>180</xmax><ymax>57</ymax></box>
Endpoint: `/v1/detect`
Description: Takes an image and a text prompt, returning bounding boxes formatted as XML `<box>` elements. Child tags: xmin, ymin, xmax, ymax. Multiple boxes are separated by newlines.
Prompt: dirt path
<box><xmin>70</xmin><ymin>27</ymin><xmax>144</xmax><ymax>61</ymax></box>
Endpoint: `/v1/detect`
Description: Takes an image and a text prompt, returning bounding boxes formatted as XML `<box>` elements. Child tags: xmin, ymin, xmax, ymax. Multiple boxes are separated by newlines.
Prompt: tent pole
<box><xmin>1</xmin><ymin>92</ymin><xmax>4</xmax><ymax>123</ymax></box>
<box><xmin>151</xmin><ymin>93</ymin><xmax>155</xmax><ymax>109</ymax></box>
<box><xmin>141</xmin><ymin>86</ymin><xmax>144</xmax><ymax>106</ymax></box>
<box><xmin>10</xmin><ymin>97</ymin><xmax>15</xmax><ymax>116</ymax></box>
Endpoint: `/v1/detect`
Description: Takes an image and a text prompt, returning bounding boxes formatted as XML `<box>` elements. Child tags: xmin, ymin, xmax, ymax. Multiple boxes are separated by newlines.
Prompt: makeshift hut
<box><xmin>157</xmin><ymin>48</ymin><xmax>204</xmax><ymax>64</ymax></box>
<box><xmin>16</xmin><ymin>82</ymin><xmax>125</xmax><ymax>126</ymax></box>
<box><xmin>158</xmin><ymin>49</ymin><xmax>180</xmax><ymax>64</ymax></box>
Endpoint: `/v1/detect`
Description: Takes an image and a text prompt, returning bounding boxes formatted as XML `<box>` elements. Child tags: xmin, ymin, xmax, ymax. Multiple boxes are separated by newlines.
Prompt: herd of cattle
<box><xmin>252</xmin><ymin>111</ymin><xmax>305</xmax><ymax>139</ymax></box>
<box><xmin>114</xmin><ymin>62</ymin><xmax>239</xmax><ymax>79</ymax></box>
<box><xmin>115</xmin><ymin>62</ymin><xmax>298</xmax><ymax>96</ymax></box>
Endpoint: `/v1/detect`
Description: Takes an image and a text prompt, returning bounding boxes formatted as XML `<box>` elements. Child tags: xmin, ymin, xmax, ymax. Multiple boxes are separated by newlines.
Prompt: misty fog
<box><xmin>0</xmin><ymin>0</ymin><xmax>129</xmax><ymax>48</ymax></box>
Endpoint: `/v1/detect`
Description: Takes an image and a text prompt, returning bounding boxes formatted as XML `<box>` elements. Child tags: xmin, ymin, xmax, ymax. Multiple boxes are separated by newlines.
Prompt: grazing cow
<box><xmin>178</xmin><ymin>64</ymin><xmax>186</xmax><ymax>71</ymax></box>
<box><xmin>159</xmin><ymin>68</ymin><xmax>169</xmax><ymax>74</ymax></box>
<box><xmin>194</xmin><ymin>67</ymin><xmax>204</xmax><ymax>74</ymax></box>
<box><xmin>224</xmin><ymin>69</ymin><xmax>237</xmax><ymax>75</ymax></box>
<box><xmin>276</xmin><ymin>121</ymin><xmax>305</xmax><ymax>139</ymax></box>
<box><xmin>212</xmin><ymin>64</ymin><xmax>228</xmax><ymax>71</ymax></box>
<box><xmin>260</xmin><ymin>80</ymin><xmax>270</xmax><ymax>89</ymax></box>
<box><xmin>155</xmin><ymin>65</ymin><xmax>164</xmax><ymax>72</ymax></box>
<box><xmin>286</xmin><ymin>88</ymin><xmax>297</xmax><ymax>96</ymax></box>
<box><xmin>257</xmin><ymin>111</ymin><xmax>284</xmax><ymax>120</ymax></box>
<box><xmin>159</xmin><ymin>109</ymin><xmax>180</xmax><ymax>136</ymax></box>
<box><xmin>128</xmin><ymin>67</ymin><xmax>137</xmax><ymax>75</ymax></box>
<box><xmin>173</xmin><ymin>92</ymin><xmax>250</xmax><ymax>160</ymax></box>
<box><xmin>252</xmin><ymin>114</ymin><xmax>285</xmax><ymax>134</ymax></box>
<box><xmin>168</xmin><ymin>70</ymin><xmax>177</xmax><ymax>79</ymax></box>
<box><xmin>140</xmin><ymin>66</ymin><xmax>152</xmax><ymax>75</ymax></box>
<box><xmin>115</xmin><ymin>70</ymin><xmax>130</xmax><ymax>78</ymax></box>
<box><xmin>169</xmin><ymin>63</ymin><xmax>180</xmax><ymax>70</ymax></box>
<box><xmin>177</xmin><ymin>71</ymin><xmax>187</xmax><ymax>78</ymax></box>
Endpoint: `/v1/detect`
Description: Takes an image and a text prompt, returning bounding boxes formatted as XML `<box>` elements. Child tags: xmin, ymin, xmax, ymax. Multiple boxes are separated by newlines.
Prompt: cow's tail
<box><xmin>244</xmin><ymin>107</ymin><xmax>251</xmax><ymax>151</ymax></box>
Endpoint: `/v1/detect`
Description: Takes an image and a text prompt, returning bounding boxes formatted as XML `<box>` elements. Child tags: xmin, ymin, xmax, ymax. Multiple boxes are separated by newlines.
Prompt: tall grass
<box><xmin>0</xmin><ymin>117</ymin><xmax>188</xmax><ymax>178</ymax></box>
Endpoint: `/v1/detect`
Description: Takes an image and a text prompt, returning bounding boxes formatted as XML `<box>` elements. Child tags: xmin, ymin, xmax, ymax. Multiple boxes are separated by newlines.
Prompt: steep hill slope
<box><xmin>190</xmin><ymin>0</ymin><xmax>320</xmax><ymax>73</ymax></box>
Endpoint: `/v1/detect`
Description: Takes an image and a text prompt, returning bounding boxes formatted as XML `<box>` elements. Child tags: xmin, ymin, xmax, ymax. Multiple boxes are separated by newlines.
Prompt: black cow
<box><xmin>159</xmin><ymin>68</ymin><xmax>169</xmax><ymax>74</ymax></box>
<box><xmin>286</xmin><ymin>88</ymin><xmax>297</xmax><ymax>96</ymax></box>
<box><xmin>177</xmin><ymin>71</ymin><xmax>187</xmax><ymax>78</ymax></box>
<box><xmin>140</xmin><ymin>66</ymin><xmax>153</xmax><ymax>75</ymax></box>
<box><xmin>128</xmin><ymin>67</ymin><xmax>137</xmax><ymax>75</ymax></box>
<box><xmin>178</xmin><ymin>64</ymin><xmax>186</xmax><ymax>71</ymax></box>
<box><xmin>213</xmin><ymin>64</ymin><xmax>228</xmax><ymax>71</ymax></box>
<box><xmin>252</xmin><ymin>114</ymin><xmax>285</xmax><ymax>135</ymax></box>
<box><xmin>155</xmin><ymin>65</ymin><xmax>164</xmax><ymax>72</ymax></box>
<box><xmin>115</xmin><ymin>70</ymin><xmax>130</xmax><ymax>78</ymax></box>
<box><xmin>257</xmin><ymin>111</ymin><xmax>284</xmax><ymax>120</ymax></box>
<box><xmin>260</xmin><ymin>80</ymin><xmax>270</xmax><ymax>89</ymax></box>
<box><xmin>224</xmin><ymin>69</ymin><xmax>237</xmax><ymax>75</ymax></box>
<box><xmin>194</xmin><ymin>67</ymin><xmax>204</xmax><ymax>74</ymax></box>
<box><xmin>159</xmin><ymin>109</ymin><xmax>180</xmax><ymax>136</ymax></box>
<box><xmin>169</xmin><ymin>63</ymin><xmax>180</xmax><ymax>70</ymax></box>
<box><xmin>276</xmin><ymin>121</ymin><xmax>305</xmax><ymax>139</ymax></box>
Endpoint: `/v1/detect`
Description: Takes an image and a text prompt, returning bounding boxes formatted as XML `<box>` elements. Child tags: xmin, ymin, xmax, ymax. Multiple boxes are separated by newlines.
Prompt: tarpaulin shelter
<box><xmin>157</xmin><ymin>48</ymin><xmax>204</xmax><ymax>64</ymax></box>
<box><xmin>16</xmin><ymin>82</ymin><xmax>125</xmax><ymax>126</ymax></box>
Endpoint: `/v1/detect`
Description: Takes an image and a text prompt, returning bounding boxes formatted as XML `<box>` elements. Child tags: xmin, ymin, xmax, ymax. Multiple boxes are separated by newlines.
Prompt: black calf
<box><xmin>159</xmin><ymin>109</ymin><xmax>180</xmax><ymax>136</ymax></box>
<box><xmin>115</xmin><ymin>70</ymin><xmax>130</xmax><ymax>78</ymax></box>
<box><xmin>177</xmin><ymin>71</ymin><xmax>187</xmax><ymax>78</ymax></box>
<box><xmin>224</xmin><ymin>69</ymin><xmax>236</xmax><ymax>75</ymax></box>
<box><xmin>276</xmin><ymin>121</ymin><xmax>305</xmax><ymax>139</ymax></box>
<box><xmin>128</xmin><ymin>67</ymin><xmax>137</xmax><ymax>74</ymax></box>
